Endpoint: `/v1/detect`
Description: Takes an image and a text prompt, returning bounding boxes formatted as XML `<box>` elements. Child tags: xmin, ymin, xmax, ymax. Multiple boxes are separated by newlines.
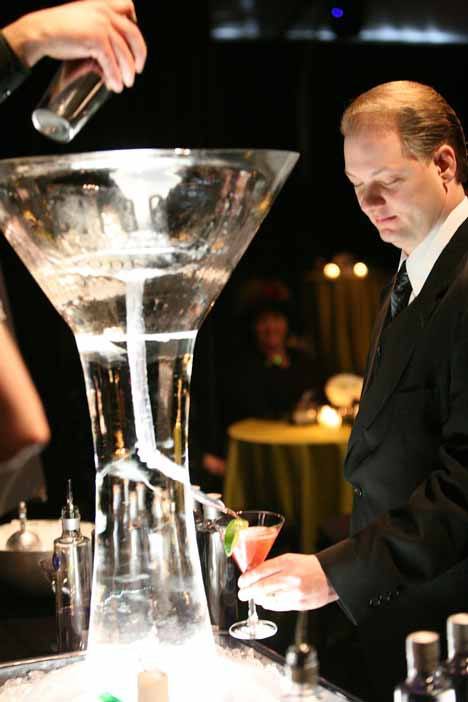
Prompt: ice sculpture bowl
<box><xmin>0</xmin><ymin>148</ymin><xmax>299</xmax><ymax>336</ymax></box>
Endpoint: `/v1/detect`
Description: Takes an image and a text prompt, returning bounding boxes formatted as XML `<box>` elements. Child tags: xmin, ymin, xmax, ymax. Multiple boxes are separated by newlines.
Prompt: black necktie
<box><xmin>390</xmin><ymin>261</ymin><xmax>412</xmax><ymax>319</ymax></box>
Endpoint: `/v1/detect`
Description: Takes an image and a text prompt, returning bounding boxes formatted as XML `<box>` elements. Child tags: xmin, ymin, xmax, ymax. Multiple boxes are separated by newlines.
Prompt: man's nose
<box><xmin>360</xmin><ymin>186</ymin><xmax>385</xmax><ymax>211</ymax></box>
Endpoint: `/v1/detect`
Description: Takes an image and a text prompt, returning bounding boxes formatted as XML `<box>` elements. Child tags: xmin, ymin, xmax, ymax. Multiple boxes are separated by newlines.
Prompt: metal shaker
<box><xmin>196</xmin><ymin>493</ymin><xmax>239</xmax><ymax>632</ymax></box>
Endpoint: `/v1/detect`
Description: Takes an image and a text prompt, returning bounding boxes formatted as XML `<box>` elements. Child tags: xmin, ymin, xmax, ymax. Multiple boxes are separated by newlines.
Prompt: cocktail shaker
<box><xmin>196</xmin><ymin>493</ymin><xmax>239</xmax><ymax>631</ymax></box>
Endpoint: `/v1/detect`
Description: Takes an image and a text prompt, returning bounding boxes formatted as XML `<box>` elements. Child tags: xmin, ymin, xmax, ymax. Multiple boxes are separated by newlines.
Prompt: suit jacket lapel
<box><xmin>349</xmin><ymin>218</ymin><xmax>468</xmax><ymax>451</ymax></box>
<box><xmin>355</xmin><ymin>299</ymin><xmax>425</xmax><ymax>431</ymax></box>
<box><xmin>361</xmin><ymin>284</ymin><xmax>392</xmax><ymax>397</ymax></box>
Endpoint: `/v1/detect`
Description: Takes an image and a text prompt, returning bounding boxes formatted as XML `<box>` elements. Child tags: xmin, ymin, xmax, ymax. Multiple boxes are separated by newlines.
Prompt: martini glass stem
<box><xmin>248</xmin><ymin>598</ymin><xmax>259</xmax><ymax>634</ymax></box>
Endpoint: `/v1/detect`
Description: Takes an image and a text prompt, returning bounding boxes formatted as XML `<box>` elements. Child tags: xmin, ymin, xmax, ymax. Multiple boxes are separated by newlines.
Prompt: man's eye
<box><xmin>383</xmin><ymin>178</ymin><xmax>400</xmax><ymax>186</ymax></box>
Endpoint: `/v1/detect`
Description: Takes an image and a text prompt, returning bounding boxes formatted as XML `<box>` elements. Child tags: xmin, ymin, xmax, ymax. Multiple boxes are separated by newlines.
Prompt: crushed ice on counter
<box><xmin>0</xmin><ymin>645</ymin><xmax>281</xmax><ymax>702</ymax></box>
<box><xmin>0</xmin><ymin>644</ymin><xmax>345</xmax><ymax>702</ymax></box>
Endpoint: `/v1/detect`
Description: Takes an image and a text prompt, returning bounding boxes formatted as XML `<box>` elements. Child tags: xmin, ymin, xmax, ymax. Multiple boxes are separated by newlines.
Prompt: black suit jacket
<box><xmin>317</xmin><ymin>216</ymin><xmax>468</xmax><ymax>698</ymax></box>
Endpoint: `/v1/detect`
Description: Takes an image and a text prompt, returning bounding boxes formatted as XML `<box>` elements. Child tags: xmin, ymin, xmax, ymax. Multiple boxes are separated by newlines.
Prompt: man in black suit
<box><xmin>237</xmin><ymin>81</ymin><xmax>468</xmax><ymax>700</ymax></box>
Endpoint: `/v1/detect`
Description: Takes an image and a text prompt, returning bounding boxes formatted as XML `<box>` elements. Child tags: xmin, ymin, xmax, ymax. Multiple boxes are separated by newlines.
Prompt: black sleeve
<box><xmin>0</xmin><ymin>32</ymin><xmax>31</xmax><ymax>104</ymax></box>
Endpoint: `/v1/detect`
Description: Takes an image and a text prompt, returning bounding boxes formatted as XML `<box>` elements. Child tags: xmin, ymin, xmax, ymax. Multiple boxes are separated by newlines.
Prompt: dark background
<box><xmin>1</xmin><ymin>0</ymin><xmax>468</xmax><ymax>515</ymax></box>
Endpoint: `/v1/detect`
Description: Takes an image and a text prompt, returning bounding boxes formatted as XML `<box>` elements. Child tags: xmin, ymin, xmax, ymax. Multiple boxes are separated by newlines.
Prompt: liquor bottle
<box><xmin>394</xmin><ymin>631</ymin><xmax>455</xmax><ymax>701</ymax></box>
<box><xmin>53</xmin><ymin>479</ymin><xmax>92</xmax><ymax>652</ymax></box>
<box><xmin>281</xmin><ymin>642</ymin><xmax>322</xmax><ymax>701</ymax></box>
<box><xmin>444</xmin><ymin>613</ymin><xmax>468</xmax><ymax>701</ymax></box>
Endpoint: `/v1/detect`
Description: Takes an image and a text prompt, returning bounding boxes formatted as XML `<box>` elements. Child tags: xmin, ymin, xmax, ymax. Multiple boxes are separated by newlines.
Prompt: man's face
<box><xmin>344</xmin><ymin>128</ymin><xmax>447</xmax><ymax>254</ymax></box>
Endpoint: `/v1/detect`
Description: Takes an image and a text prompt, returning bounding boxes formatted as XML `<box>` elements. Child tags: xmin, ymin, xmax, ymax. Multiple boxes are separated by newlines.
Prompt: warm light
<box><xmin>317</xmin><ymin>405</ymin><xmax>342</xmax><ymax>428</ymax></box>
<box><xmin>323</xmin><ymin>262</ymin><xmax>341</xmax><ymax>279</ymax></box>
<box><xmin>353</xmin><ymin>262</ymin><xmax>368</xmax><ymax>278</ymax></box>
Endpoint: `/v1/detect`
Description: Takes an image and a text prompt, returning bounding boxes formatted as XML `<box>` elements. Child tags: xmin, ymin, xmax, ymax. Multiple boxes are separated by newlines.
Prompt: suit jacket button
<box><xmin>369</xmin><ymin>598</ymin><xmax>377</xmax><ymax>607</ymax></box>
<box><xmin>376</xmin><ymin>344</ymin><xmax>382</xmax><ymax>360</ymax></box>
<box><xmin>353</xmin><ymin>486</ymin><xmax>363</xmax><ymax>497</ymax></box>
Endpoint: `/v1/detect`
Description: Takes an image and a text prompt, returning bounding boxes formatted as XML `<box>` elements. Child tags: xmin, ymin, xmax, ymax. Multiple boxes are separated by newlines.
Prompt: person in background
<box><xmin>237</xmin><ymin>81</ymin><xmax>468</xmax><ymax>702</ymax></box>
<box><xmin>0</xmin><ymin>0</ymin><xmax>147</xmax><ymax>511</ymax></box>
<box><xmin>223</xmin><ymin>300</ymin><xmax>325</xmax><ymax>425</ymax></box>
<box><xmin>195</xmin><ymin>288</ymin><xmax>326</xmax><ymax>487</ymax></box>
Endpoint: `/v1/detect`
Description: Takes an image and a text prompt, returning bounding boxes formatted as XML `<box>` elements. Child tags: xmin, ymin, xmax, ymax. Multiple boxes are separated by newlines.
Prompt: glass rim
<box><xmin>0</xmin><ymin>148</ymin><xmax>299</xmax><ymax>178</ymax></box>
<box><xmin>235</xmin><ymin>509</ymin><xmax>285</xmax><ymax>525</ymax></box>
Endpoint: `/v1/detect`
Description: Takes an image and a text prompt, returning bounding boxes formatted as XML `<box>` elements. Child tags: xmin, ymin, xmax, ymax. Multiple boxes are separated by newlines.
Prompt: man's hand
<box><xmin>237</xmin><ymin>553</ymin><xmax>339</xmax><ymax>611</ymax></box>
<box><xmin>3</xmin><ymin>0</ymin><xmax>147</xmax><ymax>92</ymax></box>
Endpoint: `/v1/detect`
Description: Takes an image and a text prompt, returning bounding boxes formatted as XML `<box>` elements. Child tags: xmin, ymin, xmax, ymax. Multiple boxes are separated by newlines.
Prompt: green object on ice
<box><xmin>99</xmin><ymin>694</ymin><xmax>123</xmax><ymax>702</ymax></box>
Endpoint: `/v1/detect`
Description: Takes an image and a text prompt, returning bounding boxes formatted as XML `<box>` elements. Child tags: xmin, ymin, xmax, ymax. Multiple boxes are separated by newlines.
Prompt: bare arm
<box><xmin>0</xmin><ymin>322</ymin><xmax>50</xmax><ymax>466</ymax></box>
<box><xmin>2</xmin><ymin>0</ymin><xmax>147</xmax><ymax>92</ymax></box>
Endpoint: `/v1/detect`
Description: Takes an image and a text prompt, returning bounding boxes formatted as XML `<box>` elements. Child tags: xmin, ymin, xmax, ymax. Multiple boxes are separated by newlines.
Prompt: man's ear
<box><xmin>433</xmin><ymin>144</ymin><xmax>457</xmax><ymax>183</ymax></box>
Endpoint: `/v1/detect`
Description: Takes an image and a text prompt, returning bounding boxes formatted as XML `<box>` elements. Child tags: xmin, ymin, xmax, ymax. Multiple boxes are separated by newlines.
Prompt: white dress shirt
<box><xmin>400</xmin><ymin>196</ymin><xmax>468</xmax><ymax>303</ymax></box>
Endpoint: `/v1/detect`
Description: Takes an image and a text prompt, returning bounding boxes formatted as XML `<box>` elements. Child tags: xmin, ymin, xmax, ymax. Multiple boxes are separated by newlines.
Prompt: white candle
<box><xmin>138</xmin><ymin>669</ymin><xmax>169</xmax><ymax>702</ymax></box>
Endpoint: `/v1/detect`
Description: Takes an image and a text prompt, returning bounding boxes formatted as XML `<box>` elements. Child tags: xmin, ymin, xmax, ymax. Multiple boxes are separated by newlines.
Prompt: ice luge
<box><xmin>0</xmin><ymin>148</ymin><xmax>298</xmax><ymax>701</ymax></box>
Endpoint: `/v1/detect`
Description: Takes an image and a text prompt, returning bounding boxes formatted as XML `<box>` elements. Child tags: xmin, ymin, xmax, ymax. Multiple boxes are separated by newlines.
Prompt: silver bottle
<box><xmin>53</xmin><ymin>480</ymin><xmax>92</xmax><ymax>652</ymax></box>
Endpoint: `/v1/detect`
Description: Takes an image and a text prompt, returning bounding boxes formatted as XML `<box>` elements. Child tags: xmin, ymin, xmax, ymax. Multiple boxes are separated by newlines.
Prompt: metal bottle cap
<box><xmin>285</xmin><ymin>643</ymin><xmax>319</xmax><ymax>686</ymax></box>
<box><xmin>62</xmin><ymin>479</ymin><xmax>81</xmax><ymax>532</ymax></box>
<box><xmin>447</xmin><ymin>613</ymin><xmax>468</xmax><ymax>658</ymax></box>
<box><xmin>406</xmin><ymin>631</ymin><xmax>440</xmax><ymax>676</ymax></box>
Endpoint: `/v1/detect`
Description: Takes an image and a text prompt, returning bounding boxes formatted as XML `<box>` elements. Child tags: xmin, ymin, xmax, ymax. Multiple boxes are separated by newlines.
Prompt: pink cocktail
<box><xmin>229</xmin><ymin>510</ymin><xmax>285</xmax><ymax>641</ymax></box>
<box><xmin>232</xmin><ymin>525</ymin><xmax>280</xmax><ymax>573</ymax></box>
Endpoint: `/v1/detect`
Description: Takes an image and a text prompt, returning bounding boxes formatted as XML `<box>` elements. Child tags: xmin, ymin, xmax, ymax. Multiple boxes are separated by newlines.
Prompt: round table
<box><xmin>224</xmin><ymin>419</ymin><xmax>353</xmax><ymax>553</ymax></box>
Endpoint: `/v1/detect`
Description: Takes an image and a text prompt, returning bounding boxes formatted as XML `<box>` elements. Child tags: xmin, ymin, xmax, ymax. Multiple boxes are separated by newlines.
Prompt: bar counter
<box><xmin>0</xmin><ymin>582</ymin><xmax>56</xmax><ymax>663</ymax></box>
<box><xmin>0</xmin><ymin>584</ymin><xmax>363</xmax><ymax>701</ymax></box>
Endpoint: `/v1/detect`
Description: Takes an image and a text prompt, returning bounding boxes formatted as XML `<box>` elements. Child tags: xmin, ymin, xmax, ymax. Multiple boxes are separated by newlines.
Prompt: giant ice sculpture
<box><xmin>0</xmin><ymin>149</ymin><xmax>298</xmax><ymax>700</ymax></box>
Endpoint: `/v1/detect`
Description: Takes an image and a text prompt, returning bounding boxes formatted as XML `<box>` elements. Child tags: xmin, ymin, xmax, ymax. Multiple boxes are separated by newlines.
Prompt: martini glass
<box><xmin>229</xmin><ymin>510</ymin><xmax>285</xmax><ymax>640</ymax></box>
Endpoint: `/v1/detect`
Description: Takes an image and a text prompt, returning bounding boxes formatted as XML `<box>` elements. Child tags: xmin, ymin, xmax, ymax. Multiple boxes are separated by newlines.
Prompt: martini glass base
<box><xmin>229</xmin><ymin>618</ymin><xmax>277</xmax><ymax>641</ymax></box>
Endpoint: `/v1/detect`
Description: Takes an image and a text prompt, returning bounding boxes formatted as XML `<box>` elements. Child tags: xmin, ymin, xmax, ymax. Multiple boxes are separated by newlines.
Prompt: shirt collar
<box><xmin>400</xmin><ymin>196</ymin><xmax>468</xmax><ymax>298</ymax></box>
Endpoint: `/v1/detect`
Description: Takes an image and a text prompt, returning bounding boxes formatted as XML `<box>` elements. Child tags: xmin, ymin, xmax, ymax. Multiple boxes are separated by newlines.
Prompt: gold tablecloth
<box><xmin>224</xmin><ymin>419</ymin><xmax>353</xmax><ymax>553</ymax></box>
